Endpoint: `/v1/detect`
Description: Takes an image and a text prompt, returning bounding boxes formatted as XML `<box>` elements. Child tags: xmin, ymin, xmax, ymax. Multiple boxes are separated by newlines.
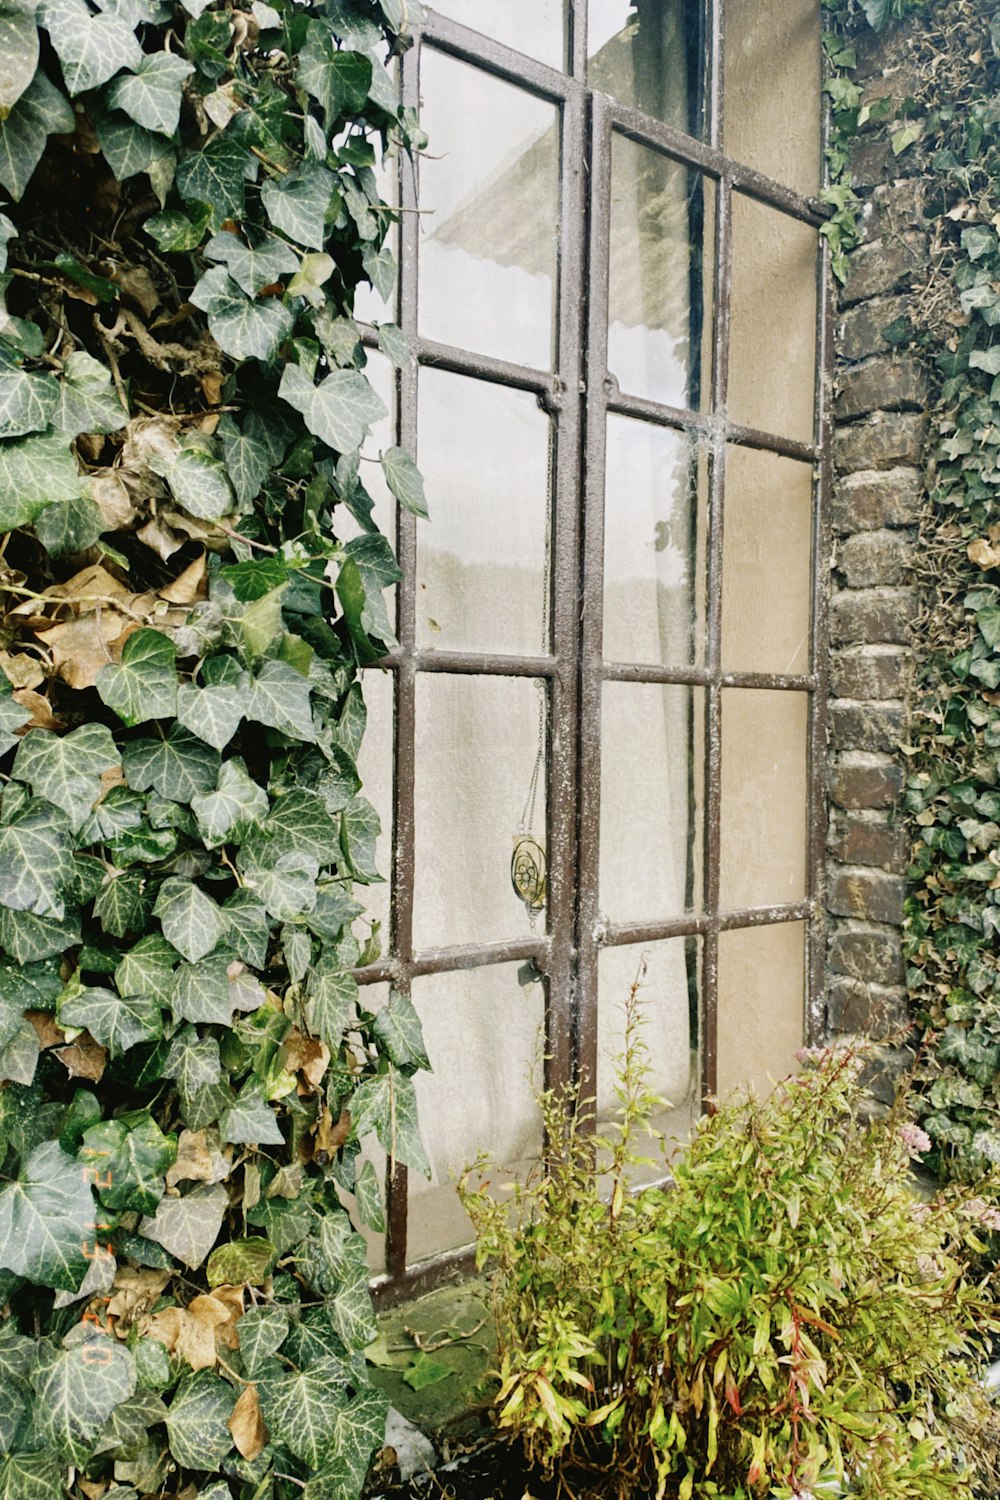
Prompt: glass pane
<box><xmin>416</xmin><ymin>369</ymin><xmax>551</xmax><ymax>655</ymax></box>
<box><xmin>716</xmin><ymin>922</ymin><xmax>805</xmax><ymax>1097</ymax></box>
<box><xmin>589</xmin><ymin>0</ymin><xmax>707</xmax><ymax>138</ymax></box>
<box><xmin>728</xmin><ymin>194</ymin><xmax>818</xmax><ymax>444</ymax></box>
<box><xmin>353</xmin><ymin>125</ymin><xmax>398</xmax><ymax>325</ymax></box>
<box><xmin>600</xmin><ymin>683</ymin><xmax>703</xmax><ymax>925</ymax></box>
<box><xmin>418</xmin><ymin>49</ymin><xmax>559</xmax><ymax>370</ymax></box>
<box><xmin>413</xmin><ymin>675</ymin><xmax>548</xmax><ymax>950</ymax></box>
<box><xmin>608</xmin><ymin>140</ymin><xmax>714</xmax><ymax>410</ymax></box>
<box><xmin>723</xmin><ymin>0</ymin><xmax>821</xmax><ymax>197</ymax></box>
<box><xmin>408</xmin><ymin>963</ymin><xmax>545</xmax><ymax>1261</ymax></box>
<box><xmin>603</xmin><ymin>417</ymin><xmax>706</xmax><ymax>667</ymax></box>
<box><xmin>355</xmin><ymin>668</ymin><xmax>393</xmax><ymax>945</ymax></box>
<box><xmin>721</xmin><ymin>447</ymin><xmax>812</xmax><ymax>676</ymax></box>
<box><xmin>597</xmin><ymin>938</ymin><xmax>699</xmax><ymax>1156</ymax></box>
<box><xmin>719</xmin><ymin>690</ymin><xmax>808</xmax><ymax>911</ymax></box>
<box><xmin>427</xmin><ymin>0</ymin><xmax>564</xmax><ymax>69</ymax></box>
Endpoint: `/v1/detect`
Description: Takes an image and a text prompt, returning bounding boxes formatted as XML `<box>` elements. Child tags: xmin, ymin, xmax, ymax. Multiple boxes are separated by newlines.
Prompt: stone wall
<box><xmin>826</xmin><ymin>21</ymin><xmax>928</xmax><ymax>1041</ymax></box>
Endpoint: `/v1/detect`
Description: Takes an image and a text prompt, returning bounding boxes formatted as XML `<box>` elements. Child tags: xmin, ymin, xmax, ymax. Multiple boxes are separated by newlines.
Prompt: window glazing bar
<box><xmin>418</xmin><ymin>9</ymin><xmax>578</xmax><ymax>102</ymax></box>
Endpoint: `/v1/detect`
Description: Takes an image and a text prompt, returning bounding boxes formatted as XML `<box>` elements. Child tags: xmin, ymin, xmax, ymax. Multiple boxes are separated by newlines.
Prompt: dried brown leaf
<box><xmin>25</xmin><ymin>1010</ymin><xmax>65</xmax><ymax>1049</ymax></box>
<box><xmin>12</xmin><ymin>687</ymin><xmax>64</xmax><ymax>730</ymax></box>
<box><xmin>229</xmin><ymin>1382</ymin><xmax>268</xmax><ymax>1461</ymax></box>
<box><xmin>160</xmin><ymin>552</ymin><xmax>208</xmax><ymax>605</ymax></box>
<box><xmin>166</xmin><ymin>1127</ymin><xmax>232</xmax><ymax>1189</ymax></box>
<box><xmin>56</xmin><ymin>1032</ymin><xmax>107</xmax><ymax>1081</ymax></box>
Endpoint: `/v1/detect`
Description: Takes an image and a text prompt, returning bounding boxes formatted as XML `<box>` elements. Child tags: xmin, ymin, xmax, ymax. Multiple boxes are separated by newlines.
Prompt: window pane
<box><xmin>589</xmin><ymin>0</ymin><xmax>707</xmax><ymax>138</ymax></box>
<box><xmin>417</xmin><ymin>369</ymin><xmax>551</xmax><ymax>656</ymax></box>
<box><xmin>721</xmin><ymin>446</ymin><xmax>812</xmax><ymax>676</ymax></box>
<box><xmin>426</xmin><ymin>0</ymin><xmax>564</xmax><ymax>69</ymax></box>
<box><xmin>355</xmin><ymin>668</ymin><xmax>393</xmax><ymax>944</ymax></box>
<box><xmin>600</xmin><ymin>683</ymin><xmax>703</xmax><ymax>925</ymax></box>
<box><xmin>728</xmin><ymin>194</ymin><xmax>818</xmax><ymax>444</ymax></box>
<box><xmin>723</xmin><ymin>0</ymin><xmax>821</xmax><ymax>196</ymax></box>
<box><xmin>716</xmin><ymin>922</ymin><xmax>805</xmax><ymax>1097</ymax></box>
<box><xmin>608</xmin><ymin>140</ymin><xmax>714</xmax><ymax>411</ymax></box>
<box><xmin>603</xmin><ymin>417</ymin><xmax>706</xmax><ymax>668</ymax></box>
<box><xmin>408</xmin><ymin>963</ymin><xmax>544</xmax><ymax>1261</ymax></box>
<box><xmin>413</xmin><ymin>675</ymin><xmax>549</xmax><ymax>950</ymax></box>
<box><xmin>719</xmin><ymin>690</ymin><xmax>808</xmax><ymax>911</ymax></box>
<box><xmin>597</xmin><ymin>938</ymin><xmax>698</xmax><ymax>1150</ymax></box>
<box><xmin>418</xmin><ymin>49</ymin><xmax>559</xmax><ymax>370</ymax></box>
<box><xmin>353</xmin><ymin>128</ymin><xmax>398</xmax><ymax>326</ymax></box>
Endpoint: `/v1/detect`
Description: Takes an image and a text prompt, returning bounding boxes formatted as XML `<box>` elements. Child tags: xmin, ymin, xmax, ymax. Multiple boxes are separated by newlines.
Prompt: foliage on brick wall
<box><xmin>826</xmin><ymin>0</ymin><xmax>1000</xmax><ymax>1180</ymax></box>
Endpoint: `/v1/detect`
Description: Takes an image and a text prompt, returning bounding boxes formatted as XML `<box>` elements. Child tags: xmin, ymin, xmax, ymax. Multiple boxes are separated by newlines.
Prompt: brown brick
<box><xmin>847</xmin><ymin>134</ymin><xmax>898</xmax><ymax>192</ymax></box>
<box><xmin>834</xmin><ymin>414</ymin><xmax>927</xmax><ymax>474</ymax></box>
<box><xmin>839</xmin><ymin>294</ymin><xmax>911</xmax><ymax>362</ymax></box>
<box><xmin>828</xmin><ymin>753</ymin><xmax>904</xmax><ymax>810</ymax></box>
<box><xmin>828</xmin><ymin>811</ymin><xmax>909</xmax><ymax>871</ymax></box>
<box><xmin>836</xmin><ymin>529</ymin><xmax>913</xmax><ymax>588</ymax></box>
<box><xmin>830</xmin><ymin>700</ymin><xmax>904</xmax><ymax>754</ymax></box>
<box><xmin>827</xmin><ymin>977</ymin><xmax>910</xmax><ymax>1038</ymax></box>
<box><xmin>862</xmin><ymin>179</ymin><xmax>928</xmax><ymax>243</ymax></box>
<box><xmin>841</xmin><ymin>232</ymin><xmax>927</xmax><ymax>306</ymax></box>
<box><xmin>832</xmin><ymin>468</ymin><xmax>923</xmax><ymax>532</ymax></box>
<box><xmin>829</xmin><ymin>923</ymin><xmax>906</xmax><ymax>987</ymax></box>
<box><xmin>828</xmin><ymin>865</ymin><xmax>906</xmax><ymax>925</ymax></box>
<box><xmin>831</xmin><ymin>587</ymin><xmax>917</xmax><ymax>646</ymax></box>
<box><xmin>830</xmin><ymin>647</ymin><xmax>909</xmax><ymax>700</ymax></box>
<box><xmin>835</xmin><ymin>356</ymin><xmax>928</xmax><ymax>421</ymax></box>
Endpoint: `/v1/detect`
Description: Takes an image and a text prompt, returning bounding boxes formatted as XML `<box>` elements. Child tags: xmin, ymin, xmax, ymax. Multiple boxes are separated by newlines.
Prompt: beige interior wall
<box><xmin>722</xmin><ymin>0</ymin><xmax>822</xmax><ymax>198</ymax></box>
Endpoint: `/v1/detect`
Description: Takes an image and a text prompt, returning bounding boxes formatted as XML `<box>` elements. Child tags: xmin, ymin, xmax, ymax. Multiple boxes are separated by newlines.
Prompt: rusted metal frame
<box><xmin>700</xmin><ymin>156</ymin><xmax>734</xmax><ymax>1103</ymax></box>
<box><xmin>567</xmin><ymin>0</ymin><xmax>586</xmax><ymax>81</ymax></box>
<box><xmin>576</xmin><ymin>89</ymin><xmax>614</xmax><ymax>1106</ymax></box>
<box><xmin>603</xmin><ymin>661</ymin><xmax>817</xmax><ymax>692</ymax></box>
<box><xmin>708</xmin><ymin>0</ymin><xmax>723</xmax><ymax>150</ymax></box>
<box><xmin>416</xmin><ymin>8</ymin><xmax>575</xmax><ymax>103</ymax></box>
<box><xmin>377</xmin><ymin>650</ymin><xmax>557</xmax><ymax>677</ymax></box>
<box><xmin>354</xmin><ymin>934</ymin><xmax>553</xmax><ymax>988</ymax></box>
<box><xmin>371</xmin><ymin>1244</ymin><xmax>478</xmax><ymax>1309</ymax></box>
<box><xmin>603</xmin><ymin>383</ymin><xmax>820</xmax><ymax>467</ymax></box>
<box><xmin>604</xmin><ymin>98</ymin><xmax>826</xmax><ymax>228</ymax></box>
<box><xmin>806</xmin><ymin>252</ymin><xmax>835</xmax><ymax>1045</ymax></box>
<box><xmin>412</xmin><ymin>337</ymin><xmax>560</xmax><ymax>401</ymax></box>
<box><xmin>605</xmin><ymin>901</ymin><xmax>815</xmax><ymax>949</ymax></box>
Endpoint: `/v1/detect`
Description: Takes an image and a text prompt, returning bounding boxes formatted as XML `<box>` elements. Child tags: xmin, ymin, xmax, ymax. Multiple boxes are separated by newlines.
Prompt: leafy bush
<box><xmin>461</xmin><ymin>1000</ymin><xmax>1000</xmax><ymax>1500</ymax></box>
<box><xmin>0</xmin><ymin>0</ymin><xmax>430</xmax><ymax>1495</ymax></box>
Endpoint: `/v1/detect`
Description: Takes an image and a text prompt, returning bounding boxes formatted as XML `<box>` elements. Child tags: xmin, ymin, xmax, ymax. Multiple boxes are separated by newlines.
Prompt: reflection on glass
<box><xmin>597</xmin><ymin>938</ymin><xmax>698</xmax><ymax>1153</ymax></box>
<box><xmin>728</xmin><ymin>194</ymin><xmax>818</xmax><ymax>443</ymax></box>
<box><xmin>719</xmin><ymin>690</ymin><xmax>808</xmax><ymax>911</ymax></box>
<box><xmin>413</xmin><ymin>675</ymin><xmax>549</xmax><ymax>950</ymax></box>
<box><xmin>417</xmin><ymin>368</ymin><xmax>551</xmax><ymax>655</ymax></box>
<box><xmin>603</xmin><ymin>416</ymin><xmax>704</xmax><ymax>667</ymax></box>
<box><xmin>722</xmin><ymin>447</ymin><xmax>812</xmax><ymax>676</ymax></box>
<box><xmin>355</xmin><ymin>668</ymin><xmax>393</xmax><ymax>943</ymax></box>
<box><xmin>427</xmin><ymin>0</ymin><xmax>563</xmax><ymax>69</ymax></box>
<box><xmin>408</xmin><ymin>963</ymin><xmax>544</xmax><ymax>1261</ymax></box>
<box><xmin>418</xmin><ymin>49</ymin><xmax>559</xmax><ymax>370</ymax></box>
<box><xmin>589</xmin><ymin>0</ymin><xmax>705</xmax><ymax>137</ymax></box>
<box><xmin>608</xmin><ymin>139</ymin><xmax>712</xmax><ymax>409</ymax></box>
<box><xmin>600</xmin><ymin>683</ymin><xmax>702</xmax><ymax>925</ymax></box>
<box><xmin>716</xmin><ymin>922</ymin><xmax>805</xmax><ymax>1096</ymax></box>
<box><xmin>723</xmin><ymin>0</ymin><xmax>820</xmax><ymax>197</ymax></box>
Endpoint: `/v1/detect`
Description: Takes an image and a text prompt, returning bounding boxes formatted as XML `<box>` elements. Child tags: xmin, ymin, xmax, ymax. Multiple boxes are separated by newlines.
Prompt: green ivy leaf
<box><xmin>279</xmin><ymin>363</ymin><xmax>387</xmax><ymax>456</ymax></box>
<box><xmin>164</xmin><ymin>1369</ymin><xmax>235</xmax><ymax>1469</ymax></box>
<box><xmin>380</xmin><ymin>445</ymin><xmax>427</xmax><ymax>518</ymax></box>
<box><xmin>0</xmin><ymin>698</ymin><xmax>30</xmax><ymax>758</ymax></box>
<box><xmin>261</xmin><ymin>162</ymin><xmax>335</xmax><ymax>250</ymax></box>
<box><xmin>93</xmin><ymin>870</ymin><xmax>149</xmax><ymax>938</ymax></box>
<box><xmin>0</xmin><ymin>430</ymin><xmax>81</xmax><ymax>528</ymax></box>
<box><xmin>204</xmin><ymin>228</ymin><xmax>298</xmax><ymax>296</ymax></box>
<box><xmin>143</xmin><ymin>204</ymin><xmax>212</xmax><ymax>251</ymax></box>
<box><xmin>217</xmin><ymin>414</ymin><xmax>272</xmax><ymax>506</ymax></box>
<box><xmin>0</xmin><ymin>70</ymin><xmax>74</xmax><ymax>200</ymax></box>
<box><xmin>107</xmin><ymin>52</ymin><xmax>194</xmax><ymax>136</ymax></box>
<box><xmin>53</xmin><ymin>349</ymin><xmax>129</xmax><ymax>437</ymax></box>
<box><xmin>248</xmin><ymin>658</ymin><xmax>316</xmax><ymax>739</ymax></box>
<box><xmin>12</xmin><ymin>723</ymin><xmax>120</xmax><ymax>832</ymax></box>
<box><xmin>305</xmin><ymin>968</ymin><xmax>356</xmax><ymax>1046</ymax></box>
<box><xmin>223</xmin><ymin>890</ymin><xmax>271</xmax><ymax>968</ymax></box>
<box><xmin>237</xmin><ymin>1305</ymin><xmax>290</xmax><ymax>1376</ymax></box>
<box><xmin>171</xmin><ymin>952</ymin><xmax>235</xmax><ymax>1026</ymax></box>
<box><xmin>300</xmin><ymin>1389</ymin><xmax>389</xmax><ymax>1499</ymax></box>
<box><xmin>176</xmin><ymin>681</ymin><xmax>245</xmax><ymax>751</ymax></box>
<box><xmin>351</xmin><ymin>1069</ymin><xmax>429</xmax><ymax>1177</ymax></box>
<box><xmin>339</xmin><ymin>795</ymin><xmax>381</xmax><ymax>882</ymax></box>
<box><xmin>0</xmin><ymin>905</ymin><xmax>81</xmax><ymax>964</ymax></box>
<box><xmin>0</xmin><ymin>1139</ymin><xmax>96</xmax><ymax>1290</ymax></box>
<box><xmin>206</xmin><ymin>1234</ymin><xmax>276</xmax><ymax>1287</ymax></box>
<box><xmin>242</xmin><ymin>851</ymin><xmax>318</xmax><ymax>921</ymax></box>
<box><xmin>0</xmin><ymin>368</ymin><xmax>58</xmax><ymax>440</ymax></box>
<box><xmin>258</xmin><ymin>1358</ymin><xmax>354</xmax><ymax>1468</ymax></box>
<box><xmin>163</xmin><ymin>1023</ymin><xmax>222</xmax><ymax>1095</ymax></box>
<box><xmin>154</xmin><ymin>877</ymin><xmax>228</xmax><ymax>963</ymax></box>
<box><xmin>0</xmin><ymin>1453</ymin><xmax>64</xmax><ymax>1499</ymax></box>
<box><xmin>191</xmin><ymin>758</ymin><xmax>268</xmax><ymax>846</ymax></box>
<box><xmin>114</xmin><ymin>934</ymin><xmax>177</xmax><ymax>1006</ymax></box>
<box><xmin>298</xmin><ymin>29</ymin><xmax>372</xmax><ymax>123</ymax></box>
<box><xmin>0</xmin><ymin>797</ymin><xmax>73</xmax><ymax>917</ymax></box>
<box><xmin>33</xmin><ymin>489</ymin><xmax>103</xmax><ymax>556</ymax></box>
<box><xmin>60</xmin><ymin>985</ymin><xmax>162</xmax><ymax>1058</ymax></box>
<box><xmin>79</xmin><ymin>1112</ymin><xmax>176</xmax><ymax>1215</ymax></box>
<box><xmin>191</xmin><ymin>266</ymin><xmax>294</xmax><ymax>363</ymax></box>
<box><xmin>149</xmin><ymin>434</ymin><xmax>235</xmax><ymax>519</ymax></box>
<box><xmin>176</xmin><ymin>134</ymin><xmax>254</xmax><ymax>224</ymax></box>
<box><xmin>140</xmin><ymin>1181</ymin><xmax>227</xmax><ymax>1270</ymax></box>
<box><xmin>122</xmin><ymin>726</ymin><xmax>220</xmax><ymax>802</ymax></box>
<box><xmin>372</xmin><ymin>991</ymin><xmax>429</xmax><ymax>1071</ymax></box>
<box><xmin>97</xmin><ymin>628</ymin><xmax>178</xmax><ymax>726</ymax></box>
<box><xmin>0</xmin><ymin>0</ymin><xmax>39</xmax><ymax>120</ymax></box>
<box><xmin>354</xmin><ymin>1157</ymin><xmax>385</xmax><ymax>1233</ymax></box>
<box><xmin>40</xmin><ymin>0</ymin><xmax>142</xmax><ymax>94</ymax></box>
<box><xmin>220</xmin><ymin>1085</ymin><xmax>284</xmax><ymax>1146</ymax></box>
<box><xmin>96</xmin><ymin>109</ymin><xmax>173</xmax><ymax>184</ymax></box>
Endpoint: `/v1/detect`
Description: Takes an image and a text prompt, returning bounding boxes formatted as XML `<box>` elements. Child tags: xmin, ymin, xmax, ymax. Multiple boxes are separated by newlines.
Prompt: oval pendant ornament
<box><xmin>511</xmin><ymin>834</ymin><xmax>546</xmax><ymax>919</ymax></box>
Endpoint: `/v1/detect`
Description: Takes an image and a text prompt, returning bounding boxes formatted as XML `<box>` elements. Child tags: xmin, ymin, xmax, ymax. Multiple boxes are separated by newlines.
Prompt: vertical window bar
<box><xmin>545</xmin><ymin>79</ymin><xmax>587</xmax><ymax>1095</ymax></box>
<box><xmin>708</xmin><ymin>0</ymin><xmax>725</xmax><ymax>152</ymax></box>
<box><xmin>567</xmin><ymin>0</ymin><xmax>586</xmax><ymax>81</ymax></box>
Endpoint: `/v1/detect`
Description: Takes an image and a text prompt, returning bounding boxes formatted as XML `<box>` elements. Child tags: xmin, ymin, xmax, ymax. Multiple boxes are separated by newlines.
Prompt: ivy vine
<box><xmin>0</xmin><ymin>0</ymin><xmax>431</xmax><ymax>1495</ymax></box>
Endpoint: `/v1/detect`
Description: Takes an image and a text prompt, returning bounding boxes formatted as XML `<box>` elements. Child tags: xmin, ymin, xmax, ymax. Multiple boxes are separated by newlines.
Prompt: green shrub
<box><xmin>461</xmin><ymin>1000</ymin><xmax>1000</xmax><ymax>1500</ymax></box>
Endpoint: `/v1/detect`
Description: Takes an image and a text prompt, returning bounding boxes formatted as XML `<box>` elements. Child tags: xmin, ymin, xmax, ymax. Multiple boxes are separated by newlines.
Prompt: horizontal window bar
<box><xmin>603</xmin><ymin>901</ymin><xmax>816</xmax><ymax>948</ymax></box>
<box><xmin>371</xmin><ymin>1244</ymin><xmax>477</xmax><ymax>1307</ymax></box>
<box><xmin>371</xmin><ymin>651</ymin><xmax>559</xmax><ymax>679</ymax></box>
<box><xmin>415</xmin><ymin>336</ymin><xmax>560</xmax><ymax>400</ymax></box>
<box><xmin>602</xmin><ymin>383</ymin><xmax>820</xmax><ymax>463</ymax></box>
<box><xmin>418</xmin><ymin>12</ymin><xmax>579</xmax><ymax>104</ymax></box>
<box><xmin>354</xmin><ymin>935</ymin><xmax>552</xmax><ymax>985</ymax></box>
<box><xmin>602</xmin><ymin>662</ymin><xmax>816</xmax><ymax>691</ymax></box>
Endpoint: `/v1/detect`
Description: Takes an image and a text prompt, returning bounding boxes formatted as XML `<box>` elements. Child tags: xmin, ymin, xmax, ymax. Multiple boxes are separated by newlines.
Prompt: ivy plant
<box><xmin>0</xmin><ymin>0</ymin><xmax>431</xmax><ymax>1495</ymax></box>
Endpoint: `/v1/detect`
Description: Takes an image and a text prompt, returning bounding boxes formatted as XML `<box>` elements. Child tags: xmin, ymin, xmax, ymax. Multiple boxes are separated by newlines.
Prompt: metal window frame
<box><xmin>360</xmin><ymin>0</ymin><xmax>833</xmax><ymax>1305</ymax></box>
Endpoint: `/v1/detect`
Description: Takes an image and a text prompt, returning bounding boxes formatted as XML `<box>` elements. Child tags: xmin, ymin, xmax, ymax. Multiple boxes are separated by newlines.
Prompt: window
<box><xmin>356</xmin><ymin>0</ymin><xmax>830</xmax><ymax>1297</ymax></box>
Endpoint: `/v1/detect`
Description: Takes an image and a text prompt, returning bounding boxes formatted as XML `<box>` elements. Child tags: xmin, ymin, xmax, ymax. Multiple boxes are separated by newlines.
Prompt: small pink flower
<box><xmin>794</xmin><ymin>1046</ymin><xmax>829</xmax><ymax>1068</ymax></box>
<box><xmin>899</xmin><ymin>1123</ymin><xmax>932</xmax><ymax>1157</ymax></box>
<box><xmin>960</xmin><ymin>1197</ymin><xmax>1000</xmax><ymax>1231</ymax></box>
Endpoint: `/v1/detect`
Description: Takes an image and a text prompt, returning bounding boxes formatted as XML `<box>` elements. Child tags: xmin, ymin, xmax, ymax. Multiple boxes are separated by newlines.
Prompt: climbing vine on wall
<box><xmin>0</xmin><ymin>0</ymin><xmax>430</xmax><ymax>1495</ymax></box>
<box><xmin>825</xmin><ymin>0</ymin><xmax>1000</xmax><ymax>1180</ymax></box>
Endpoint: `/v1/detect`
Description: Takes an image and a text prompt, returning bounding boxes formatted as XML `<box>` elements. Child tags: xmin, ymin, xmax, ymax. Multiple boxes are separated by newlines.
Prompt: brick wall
<box><xmin>826</xmin><ymin>21</ymin><xmax>928</xmax><ymax>1042</ymax></box>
